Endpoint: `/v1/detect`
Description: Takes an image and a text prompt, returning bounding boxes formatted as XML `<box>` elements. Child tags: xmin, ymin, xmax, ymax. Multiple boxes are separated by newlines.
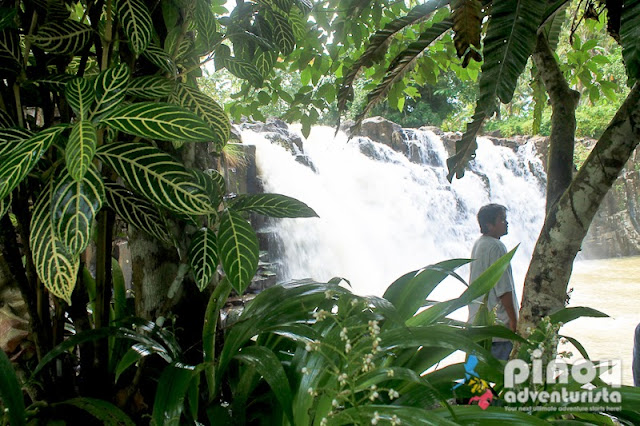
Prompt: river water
<box><xmin>243</xmin><ymin>125</ymin><xmax>639</xmax><ymax>386</ymax></box>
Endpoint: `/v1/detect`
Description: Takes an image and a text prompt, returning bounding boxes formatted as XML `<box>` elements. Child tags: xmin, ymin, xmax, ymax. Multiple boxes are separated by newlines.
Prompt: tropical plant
<box><xmin>0</xmin><ymin>0</ymin><xmax>320</xmax><ymax>420</ymax></box>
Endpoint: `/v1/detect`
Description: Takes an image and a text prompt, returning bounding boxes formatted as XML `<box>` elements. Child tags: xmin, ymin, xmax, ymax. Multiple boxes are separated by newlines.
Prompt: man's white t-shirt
<box><xmin>467</xmin><ymin>235</ymin><xmax>519</xmax><ymax>341</ymax></box>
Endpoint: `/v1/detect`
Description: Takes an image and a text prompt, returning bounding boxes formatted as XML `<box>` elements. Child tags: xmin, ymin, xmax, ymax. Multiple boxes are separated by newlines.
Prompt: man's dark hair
<box><xmin>477</xmin><ymin>204</ymin><xmax>507</xmax><ymax>234</ymax></box>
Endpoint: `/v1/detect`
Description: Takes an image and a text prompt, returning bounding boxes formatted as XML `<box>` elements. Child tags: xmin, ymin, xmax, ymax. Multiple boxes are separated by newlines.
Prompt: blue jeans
<box><xmin>492</xmin><ymin>341</ymin><xmax>513</xmax><ymax>361</ymax></box>
<box><xmin>633</xmin><ymin>323</ymin><xmax>640</xmax><ymax>386</ymax></box>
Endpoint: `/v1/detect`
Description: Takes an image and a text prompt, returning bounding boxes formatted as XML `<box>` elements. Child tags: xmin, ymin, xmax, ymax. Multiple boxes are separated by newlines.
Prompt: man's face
<box><xmin>488</xmin><ymin>211</ymin><xmax>508</xmax><ymax>238</ymax></box>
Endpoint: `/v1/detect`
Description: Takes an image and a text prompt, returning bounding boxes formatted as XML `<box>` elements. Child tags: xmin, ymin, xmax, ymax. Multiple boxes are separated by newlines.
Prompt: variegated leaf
<box><xmin>267</xmin><ymin>9</ymin><xmax>295</xmax><ymax>56</ymax></box>
<box><xmin>188</xmin><ymin>228</ymin><xmax>219</xmax><ymax>291</ymax></box>
<box><xmin>164</xmin><ymin>27</ymin><xmax>194</xmax><ymax>60</ymax></box>
<box><xmin>30</xmin><ymin>184</ymin><xmax>79</xmax><ymax>305</ymax></box>
<box><xmin>254</xmin><ymin>49</ymin><xmax>277</xmax><ymax>78</ymax></box>
<box><xmin>0</xmin><ymin>29</ymin><xmax>21</xmax><ymax>74</ymax></box>
<box><xmin>91</xmin><ymin>63</ymin><xmax>130</xmax><ymax>119</ymax></box>
<box><xmin>229</xmin><ymin>193</ymin><xmax>318</xmax><ymax>218</ymax></box>
<box><xmin>170</xmin><ymin>83</ymin><xmax>230</xmax><ymax>148</ymax></box>
<box><xmin>204</xmin><ymin>168</ymin><xmax>226</xmax><ymax>198</ymax></box>
<box><xmin>66</xmin><ymin>121</ymin><xmax>97</xmax><ymax>182</ymax></box>
<box><xmin>0</xmin><ymin>125</ymin><xmax>66</xmax><ymax>200</ymax></box>
<box><xmin>191</xmin><ymin>169</ymin><xmax>223</xmax><ymax>208</ymax></box>
<box><xmin>224</xmin><ymin>57</ymin><xmax>263</xmax><ymax>87</ymax></box>
<box><xmin>115</xmin><ymin>0</ymin><xmax>153</xmax><ymax>54</ymax></box>
<box><xmin>0</xmin><ymin>192</ymin><xmax>11</xmax><ymax>220</ymax></box>
<box><xmin>142</xmin><ymin>45</ymin><xmax>178</xmax><ymax>76</ymax></box>
<box><xmin>97</xmin><ymin>142</ymin><xmax>216</xmax><ymax>215</ymax></box>
<box><xmin>65</xmin><ymin>77</ymin><xmax>95</xmax><ymax>119</ymax></box>
<box><xmin>0</xmin><ymin>128</ymin><xmax>33</xmax><ymax>157</ymax></box>
<box><xmin>104</xmin><ymin>183</ymin><xmax>173</xmax><ymax>244</ymax></box>
<box><xmin>36</xmin><ymin>74</ymin><xmax>75</xmax><ymax>93</ymax></box>
<box><xmin>100</xmin><ymin>102</ymin><xmax>220</xmax><ymax>142</ymax></box>
<box><xmin>0</xmin><ymin>109</ymin><xmax>15</xmax><ymax>128</ymax></box>
<box><xmin>218</xmin><ymin>210</ymin><xmax>259</xmax><ymax>294</ymax></box>
<box><xmin>31</xmin><ymin>20</ymin><xmax>93</xmax><ymax>55</ymax></box>
<box><xmin>127</xmin><ymin>76</ymin><xmax>176</xmax><ymax>99</ymax></box>
<box><xmin>194</xmin><ymin>0</ymin><xmax>220</xmax><ymax>55</ymax></box>
<box><xmin>621</xmin><ymin>0</ymin><xmax>640</xmax><ymax>78</ymax></box>
<box><xmin>288</xmin><ymin>6</ymin><xmax>307</xmax><ymax>40</ymax></box>
<box><xmin>51</xmin><ymin>165</ymin><xmax>105</xmax><ymax>256</ymax></box>
<box><xmin>0</xmin><ymin>8</ymin><xmax>17</xmax><ymax>31</ymax></box>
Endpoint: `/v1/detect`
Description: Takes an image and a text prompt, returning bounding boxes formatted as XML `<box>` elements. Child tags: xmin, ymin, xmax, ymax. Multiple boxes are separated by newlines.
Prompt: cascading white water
<box><xmin>243</xmin><ymin>126</ymin><xmax>546</xmax><ymax>309</ymax></box>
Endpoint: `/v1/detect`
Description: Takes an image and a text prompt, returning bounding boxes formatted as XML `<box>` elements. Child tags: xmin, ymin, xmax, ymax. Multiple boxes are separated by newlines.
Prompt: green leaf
<box><xmin>195</xmin><ymin>0</ymin><xmax>220</xmax><ymax>55</ymax></box>
<box><xmin>91</xmin><ymin>63</ymin><xmax>130</xmax><ymax>120</ymax></box>
<box><xmin>51</xmin><ymin>166</ymin><xmax>104</xmax><ymax>256</ymax></box>
<box><xmin>0</xmin><ymin>125</ymin><xmax>66</xmax><ymax>200</ymax></box>
<box><xmin>254</xmin><ymin>49</ymin><xmax>277</xmax><ymax>78</ymax></box>
<box><xmin>478</xmin><ymin>0</ymin><xmax>545</xmax><ymax>109</ymax></box>
<box><xmin>66</xmin><ymin>121</ymin><xmax>98</xmax><ymax>181</ymax></box>
<box><xmin>548</xmin><ymin>306</ymin><xmax>609</xmax><ymax>324</ymax></box>
<box><xmin>31</xmin><ymin>20</ymin><xmax>93</xmax><ymax>54</ymax></box>
<box><xmin>100</xmin><ymin>102</ymin><xmax>220</xmax><ymax>142</ymax></box>
<box><xmin>268</xmin><ymin>9</ymin><xmax>295</xmax><ymax>55</ymax></box>
<box><xmin>127</xmin><ymin>75</ymin><xmax>176</xmax><ymax>99</ymax></box>
<box><xmin>234</xmin><ymin>346</ymin><xmax>295</xmax><ymax>425</ymax></box>
<box><xmin>0</xmin><ymin>108</ymin><xmax>15</xmax><ymax>128</ymax></box>
<box><xmin>407</xmin><ymin>246</ymin><xmax>517</xmax><ymax>326</ymax></box>
<box><xmin>218</xmin><ymin>210</ymin><xmax>259</xmax><ymax>294</ymax></box>
<box><xmin>170</xmin><ymin>83</ymin><xmax>230</xmax><ymax>149</ymax></box>
<box><xmin>152</xmin><ymin>364</ymin><xmax>200</xmax><ymax>426</ymax></box>
<box><xmin>36</xmin><ymin>74</ymin><xmax>75</xmax><ymax>93</ymax></box>
<box><xmin>0</xmin><ymin>128</ymin><xmax>33</xmax><ymax>157</ymax></box>
<box><xmin>203</xmin><ymin>279</ymin><xmax>232</xmax><ymax>400</ymax></box>
<box><xmin>0</xmin><ymin>29</ymin><xmax>21</xmax><ymax>74</ymax></box>
<box><xmin>115</xmin><ymin>0</ymin><xmax>153</xmax><ymax>54</ymax></box>
<box><xmin>0</xmin><ymin>8</ymin><xmax>17</xmax><ymax>31</ymax></box>
<box><xmin>384</xmin><ymin>258</ymin><xmax>471</xmax><ymax>321</ymax></box>
<box><xmin>0</xmin><ymin>349</ymin><xmax>26</xmax><ymax>426</ymax></box>
<box><xmin>229</xmin><ymin>193</ymin><xmax>318</xmax><ymax>218</ymax></box>
<box><xmin>446</xmin><ymin>108</ymin><xmax>485</xmax><ymax>181</ymax></box>
<box><xmin>56</xmin><ymin>398</ymin><xmax>135</xmax><ymax>426</ymax></box>
<box><xmin>188</xmin><ymin>228</ymin><xmax>219</xmax><ymax>291</ymax></box>
<box><xmin>65</xmin><ymin>77</ymin><xmax>95</xmax><ymax>119</ymax></box>
<box><xmin>191</xmin><ymin>169</ymin><xmax>224</xmax><ymax>207</ymax></box>
<box><xmin>30</xmin><ymin>184</ymin><xmax>79</xmax><ymax>304</ymax></box>
<box><xmin>104</xmin><ymin>183</ymin><xmax>173</xmax><ymax>244</ymax></box>
<box><xmin>224</xmin><ymin>57</ymin><xmax>263</xmax><ymax>87</ymax></box>
<box><xmin>431</xmin><ymin>405</ymin><xmax>551</xmax><ymax>424</ymax></box>
<box><xmin>97</xmin><ymin>143</ymin><xmax>216</xmax><ymax>215</ymax></box>
<box><xmin>114</xmin><ymin>347</ymin><xmax>143</xmax><ymax>383</ymax></box>
<box><xmin>142</xmin><ymin>45</ymin><xmax>178</xmax><ymax>76</ymax></box>
<box><xmin>621</xmin><ymin>0</ymin><xmax>640</xmax><ymax>79</ymax></box>
<box><xmin>0</xmin><ymin>192</ymin><xmax>11</xmax><ymax>219</ymax></box>
<box><xmin>329</xmin><ymin>405</ymin><xmax>458</xmax><ymax>425</ymax></box>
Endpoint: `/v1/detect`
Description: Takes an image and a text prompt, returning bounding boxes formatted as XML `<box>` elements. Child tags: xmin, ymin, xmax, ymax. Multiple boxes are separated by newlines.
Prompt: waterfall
<box><xmin>243</xmin><ymin>126</ymin><xmax>546</xmax><ymax>309</ymax></box>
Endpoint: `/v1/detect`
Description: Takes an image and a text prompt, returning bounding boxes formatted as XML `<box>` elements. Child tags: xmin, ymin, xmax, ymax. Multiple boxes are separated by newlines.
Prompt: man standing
<box><xmin>467</xmin><ymin>204</ymin><xmax>519</xmax><ymax>361</ymax></box>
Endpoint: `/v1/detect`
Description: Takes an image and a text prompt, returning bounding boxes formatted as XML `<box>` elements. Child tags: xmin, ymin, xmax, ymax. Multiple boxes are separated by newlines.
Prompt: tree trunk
<box><xmin>518</xmin><ymin>82</ymin><xmax>640</xmax><ymax>335</ymax></box>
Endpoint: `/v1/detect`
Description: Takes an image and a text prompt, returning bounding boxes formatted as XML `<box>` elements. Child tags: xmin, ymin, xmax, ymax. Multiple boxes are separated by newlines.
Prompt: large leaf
<box><xmin>407</xmin><ymin>246</ymin><xmax>517</xmax><ymax>326</ymax></box>
<box><xmin>338</xmin><ymin>0</ymin><xmax>449</xmax><ymax>116</ymax></box>
<box><xmin>142</xmin><ymin>45</ymin><xmax>178</xmax><ymax>76</ymax></box>
<box><xmin>0</xmin><ymin>29</ymin><xmax>21</xmax><ymax>74</ymax></box>
<box><xmin>218</xmin><ymin>210</ymin><xmax>259</xmax><ymax>294</ymax></box>
<box><xmin>97</xmin><ymin>143</ymin><xmax>216</xmax><ymax>215</ymax></box>
<box><xmin>451</xmin><ymin>0</ymin><xmax>483</xmax><ymax>66</ymax></box>
<box><xmin>478</xmin><ymin>0</ymin><xmax>546</xmax><ymax>109</ymax></box>
<box><xmin>548</xmin><ymin>306</ymin><xmax>609</xmax><ymax>324</ymax></box>
<box><xmin>170</xmin><ymin>83</ymin><xmax>230</xmax><ymax>149</ymax></box>
<box><xmin>229</xmin><ymin>193</ymin><xmax>318</xmax><ymax>218</ymax></box>
<box><xmin>194</xmin><ymin>0</ymin><xmax>220</xmax><ymax>55</ymax></box>
<box><xmin>56</xmin><ymin>398</ymin><xmax>135</xmax><ymax>426</ymax></box>
<box><xmin>31</xmin><ymin>20</ymin><xmax>93</xmax><ymax>54</ymax></box>
<box><xmin>0</xmin><ymin>8</ymin><xmax>17</xmax><ymax>31</ymax></box>
<box><xmin>66</xmin><ymin>120</ymin><xmax>98</xmax><ymax>181</ymax></box>
<box><xmin>100</xmin><ymin>102</ymin><xmax>220</xmax><ymax>142</ymax></box>
<box><xmin>104</xmin><ymin>183</ymin><xmax>173</xmax><ymax>244</ymax></box>
<box><xmin>234</xmin><ymin>346</ymin><xmax>295</xmax><ymax>425</ymax></box>
<box><xmin>353</xmin><ymin>20</ymin><xmax>453</xmax><ymax>131</ymax></box>
<box><xmin>446</xmin><ymin>108</ymin><xmax>486</xmax><ymax>181</ymax></box>
<box><xmin>0</xmin><ymin>125</ymin><xmax>66</xmax><ymax>200</ymax></box>
<box><xmin>203</xmin><ymin>278</ymin><xmax>232</xmax><ymax>399</ymax></box>
<box><xmin>0</xmin><ymin>108</ymin><xmax>15</xmax><ymax>128</ymax></box>
<box><xmin>254</xmin><ymin>49</ymin><xmax>277</xmax><ymax>78</ymax></box>
<box><xmin>115</xmin><ymin>0</ymin><xmax>153</xmax><ymax>54</ymax></box>
<box><xmin>384</xmin><ymin>258</ymin><xmax>471</xmax><ymax>321</ymax></box>
<box><xmin>267</xmin><ymin>9</ymin><xmax>295</xmax><ymax>55</ymax></box>
<box><xmin>0</xmin><ymin>349</ymin><xmax>25</xmax><ymax>426</ymax></box>
<box><xmin>0</xmin><ymin>192</ymin><xmax>11</xmax><ymax>219</ymax></box>
<box><xmin>91</xmin><ymin>63</ymin><xmax>130</xmax><ymax>120</ymax></box>
<box><xmin>328</xmin><ymin>405</ymin><xmax>458</xmax><ymax>426</ymax></box>
<box><xmin>620</xmin><ymin>0</ymin><xmax>640</xmax><ymax>79</ymax></box>
<box><xmin>0</xmin><ymin>127</ymin><xmax>33</xmax><ymax>157</ymax></box>
<box><xmin>188</xmin><ymin>227</ymin><xmax>219</xmax><ymax>291</ymax></box>
<box><xmin>64</xmin><ymin>77</ymin><xmax>95</xmax><ymax>119</ymax></box>
<box><xmin>151</xmin><ymin>364</ymin><xmax>200</xmax><ymax>426</ymax></box>
<box><xmin>224</xmin><ymin>57</ymin><xmax>263</xmax><ymax>87</ymax></box>
<box><xmin>51</xmin><ymin>166</ymin><xmax>105</xmax><ymax>256</ymax></box>
<box><xmin>127</xmin><ymin>75</ymin><xmax>176</xmax><ymax>99</ymax></box>
<box><xmin>30</xmin><ymin>184</ymin><xmax>79</xmax><ymax>304</ymax></box>
<box><xmin>432</xmin><ymin>405</ymin><xmax>551</xmax><ymax>424</ymax></box>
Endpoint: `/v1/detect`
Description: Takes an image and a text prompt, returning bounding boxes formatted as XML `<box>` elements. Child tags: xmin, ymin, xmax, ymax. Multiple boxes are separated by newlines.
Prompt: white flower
<box><xmin>368</xmin><ymin>320</ymin><xmax>380</xmax><ymax>335</ymax></box>
<box><xmin>369</xmin><ymin>391</ymin><xmax>379</xmax><ymax>401</ymax></box>
<box><xmin>324</xmin><ymin>290</ymin><xmax>333</xmax><ymax>299</ymax></box>
<box><xmin>320</xmin><ymin>418</ymin><xmax>328</xmax><ymax>426</ymax></box>
<box><xmin>307</xmin><ymin>387</ymin><xmax>318</xmax><ymax>397</ymax></box>
<box><xmin>332</xmin><ymin>399</ymin><xmax>339</xmax><ymax>407</ymax></box>
<box><xmin>345</xmin><ymin>341</ymin><xmax>352</xmax><ymax>353</ymax></box>
<box><xmin>340</xmin><ymin>327</ymin><xmax>348</xmax><ymax>341</ymax></box>
<box><xmin>388</xmin><ymin>389</ymin><xmax>399</xmax><ymax>399</ymax></box>
<box><xmin>351</xmin><ymin>298</ymin><xmax>359</xmax><ymax>306</ymax></box>
<box><xmin>387</xmin><ymin>369</ymin><xmax>395</xmax><ymax>377</ymax></box>
<box><xmin>301</xmin><ymin>367</ymin><xmax>309</xmax><ymax>375</ymax></box>
<box><xmin>391</xmin><ymin>414</ymin><xmax>401</xmax><ymax>425</ymax></box>
<box><xmin>313</xmin><ymin>310</ymin><xmax>329</xmax><ymax>321</ymax></box>
<box><xmin>371</xmin><ymin>411</ymin><xmax>380</xmax><ymax>425</ymax></box>
<box><xmin>338</xmin><ymin>373</ymin><xmax>348</xmax><ymax>386</ymax></box>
